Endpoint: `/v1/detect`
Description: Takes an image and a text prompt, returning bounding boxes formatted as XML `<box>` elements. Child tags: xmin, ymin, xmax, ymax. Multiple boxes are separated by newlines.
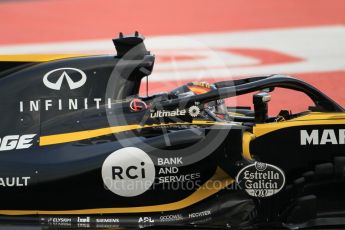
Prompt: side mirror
<box><xmin>253</xmin><ymin>91</ymin><xmax>271</xmax><ymax>123</ymax></box>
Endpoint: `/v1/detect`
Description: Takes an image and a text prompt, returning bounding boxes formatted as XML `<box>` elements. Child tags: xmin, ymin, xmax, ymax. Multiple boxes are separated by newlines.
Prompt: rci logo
<box><xmin>101</xmin><ymin>147</ymin><xmax>156</xmax><ymax>197</ymax></box>
<box><xmin>43</xmin><ymin>68</ymin><xmax>87</xmax><ymax>90</ymax></box>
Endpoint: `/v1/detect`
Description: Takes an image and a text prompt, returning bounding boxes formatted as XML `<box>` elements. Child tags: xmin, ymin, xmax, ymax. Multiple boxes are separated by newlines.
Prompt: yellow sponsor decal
<box><xmin>242</xmin><ymin>131</ymin><xmax>255</xmax><ymax>160</ymax></box>
<box><xmin>253</xmin><ymin>112</ymin><xmax>345</xmax><ymax>137</ymax></box>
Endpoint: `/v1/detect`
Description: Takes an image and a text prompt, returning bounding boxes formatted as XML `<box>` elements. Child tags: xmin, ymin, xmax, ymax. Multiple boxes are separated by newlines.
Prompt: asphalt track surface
<box><xmin>0</xmin><ymin>0</ymin><xmax>344</xmax><ymax>228</ymax></box>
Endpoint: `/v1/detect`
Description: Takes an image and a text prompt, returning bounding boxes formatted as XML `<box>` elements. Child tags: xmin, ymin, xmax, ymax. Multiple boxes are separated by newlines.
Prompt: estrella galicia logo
<box><xmin>236</xmin><ymin>162</ymin><xmax>285</xmax><ymax>197</ymax></box>
<box><xmin>130</xmin><ymin>99</ymin><xmax>148</xmax><ymax>112</ymax></box>
<box><xmin>43</xmin><ymin>68</ymin><xmax>87</xmax><ymax>90</ymax></box>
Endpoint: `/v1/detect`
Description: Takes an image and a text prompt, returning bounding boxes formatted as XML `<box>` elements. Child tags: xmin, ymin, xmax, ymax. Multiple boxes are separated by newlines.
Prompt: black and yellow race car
<box><xmin>0</xmin><ymin>33</ymin><xmax>344</xmax><ymax>229</ymax></box>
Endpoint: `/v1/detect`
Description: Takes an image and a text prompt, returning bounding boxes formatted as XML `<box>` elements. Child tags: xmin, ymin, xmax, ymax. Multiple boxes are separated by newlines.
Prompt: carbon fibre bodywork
<box><xmin>0</xmin><ymin>33</ymin><xmax>344</xmax><ymax>229</ymax></box>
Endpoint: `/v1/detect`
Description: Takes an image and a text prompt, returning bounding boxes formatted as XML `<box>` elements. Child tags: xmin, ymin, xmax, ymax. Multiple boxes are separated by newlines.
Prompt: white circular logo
<box><xmin>101</xmin><ymin>147</ymin><xmax>156</xmax><ymax>197</ymax></box>
<box><xmin>236</xmin><ymin>162</ymin><xmax>285</xmax><ymax>197</ymax></box>
<box><xmin>188</xmin><ymin>105</ymin><xmax>200</xmax><ymax>117</ymax></box>
<box><xmin>43</xmin><ymin>67</ymin><xmax>87</xmax><ymax>90</ymax></box>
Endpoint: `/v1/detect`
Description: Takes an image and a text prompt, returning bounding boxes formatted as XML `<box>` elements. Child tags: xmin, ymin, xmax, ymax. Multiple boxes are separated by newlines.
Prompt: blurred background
<box><xmin>0</xmin><ymin>0</ymin><xmax>344</xmax><ymax>114</ymax></box>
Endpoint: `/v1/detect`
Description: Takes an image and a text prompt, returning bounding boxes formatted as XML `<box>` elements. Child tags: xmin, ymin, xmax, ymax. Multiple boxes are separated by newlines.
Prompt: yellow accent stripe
<box><xmin>292</xmin><ymin>112</ymin><xmax>345</xmax><ymax>121</ymax></box>
<box><xmin>254</xmin><ymin>113</ymin><xmax>345</xmax><ymax>138</ymax></box>
<box><xmin>228</xmin><ymin>112</ymin><xmax>246</xmax><ymax>117</ymax></box>
<box><xmin>0</xmin><ymin>54</ymin><xmax>92</xmax><ymax>62</ymax></box>
<box><xmin>40</xmin><ymin>124</ymin><xmax>140</xmax><ymax>146</ymax></box>
<box><xmin>0</xmin><ymin>167</ymin><xmax>233</xmax><ymax>215</ymax></box>
<box><xmin>242</xmin><ymin>131</ymin><xmax>255</xmax><ymax>160</ymax></box>
<box><xmin>39</xmin><ymin>121</ymin><xmax>220</xmax><ymax>146</ymax></box>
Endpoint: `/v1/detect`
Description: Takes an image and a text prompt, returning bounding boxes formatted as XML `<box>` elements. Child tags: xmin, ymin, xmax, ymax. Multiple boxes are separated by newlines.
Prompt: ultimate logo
<box><xmin>236</xmin><ymin>162</ymin><xmax>285</xmax><ymax>197</ymax></box>
<box><xmin>150</xmin><ymin>105</ymin><xmax>201</xmax><ymax>118</ymax></box>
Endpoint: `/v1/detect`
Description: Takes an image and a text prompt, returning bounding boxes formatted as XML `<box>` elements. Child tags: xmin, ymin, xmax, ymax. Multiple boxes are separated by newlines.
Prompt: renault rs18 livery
<box><xmin>0</xmin><ymin>32</ymin><xmax>344</xmax><ymax>229</ymax></box>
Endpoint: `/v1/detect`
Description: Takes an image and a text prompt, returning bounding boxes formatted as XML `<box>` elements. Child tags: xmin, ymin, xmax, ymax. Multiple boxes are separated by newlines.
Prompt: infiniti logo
<box><xmin>43</xmin><ymin>68</ymin><xmax>87</xmax><ymax>90</ymax></box>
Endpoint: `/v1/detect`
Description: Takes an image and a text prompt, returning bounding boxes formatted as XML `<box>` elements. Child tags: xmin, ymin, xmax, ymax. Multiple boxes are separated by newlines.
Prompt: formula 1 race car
<box><xmin>0</xmin><ymin>33</ymin><xmax>344</xmax><ymax>229</ymax></box>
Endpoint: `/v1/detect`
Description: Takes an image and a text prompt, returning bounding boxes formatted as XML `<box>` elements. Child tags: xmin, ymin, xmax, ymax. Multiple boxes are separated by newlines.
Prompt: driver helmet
<box><xmin>170</xmin><ymin>82</ymin><xmax>228</xmax><ymax>120</ymax></box>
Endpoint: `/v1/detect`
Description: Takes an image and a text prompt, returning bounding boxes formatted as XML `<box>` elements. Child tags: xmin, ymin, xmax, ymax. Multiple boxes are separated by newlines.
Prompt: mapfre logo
<box><xmin>301</xmin><ymin>129</ymin><xmax>345</xmax><ymax>145</ymax></box>
<box><xmin>43</xmin><ymin>68</ymin><xmax>87</xmax><ymax>90</ymax></box>
<box><xmin>0</xmin><ymin>134</ymin><xmax>36</xmax><ymax>151</ymax></box>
